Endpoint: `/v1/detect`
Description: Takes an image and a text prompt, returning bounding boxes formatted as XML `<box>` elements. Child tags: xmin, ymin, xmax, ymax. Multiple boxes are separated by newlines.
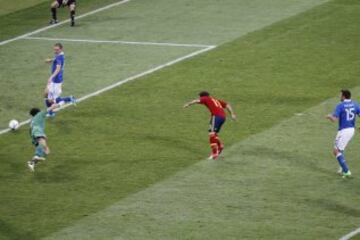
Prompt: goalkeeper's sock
<box><xmin>35</xmin><ymin>144</ymin><xmax>47</xmax><ymax>158</ymax></box>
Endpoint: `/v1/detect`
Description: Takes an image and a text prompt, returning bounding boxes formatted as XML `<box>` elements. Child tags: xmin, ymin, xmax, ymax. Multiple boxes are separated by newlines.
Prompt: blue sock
<box><xmin>56</xmin><ymin>96</ymin><xmax>72</xmax><ymax>104</ymax></box>
<box><xmin>336</xmin><ymin>153</ymin><xmax>349</xmax><ymax>173</ymax></box>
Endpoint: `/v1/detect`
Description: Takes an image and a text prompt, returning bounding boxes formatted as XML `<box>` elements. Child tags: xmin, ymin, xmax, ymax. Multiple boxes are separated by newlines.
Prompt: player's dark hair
<box><xmin>341</xmin><ymin>89</ymin><xmax>351</xmax><ymax>99</ymax></box>
<box><xmin>30</xmin><ymin>108</ymin><xmax>41</xmax><ymax>117</ymax></box>
<box><xmin>54</xmin><ymin>43</ymin><xmax>63</xmax><ymax>49</ymax></box>
<box><xmin>199</xmin><ymin>91</ymin><xmax>210</xmax><ymax>97</ymax></box>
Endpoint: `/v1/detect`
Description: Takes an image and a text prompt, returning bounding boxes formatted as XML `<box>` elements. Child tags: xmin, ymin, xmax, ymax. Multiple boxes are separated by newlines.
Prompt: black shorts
<box><xmin>31</xmin><ymin>136</ymin><xmax>47</xmax><ymax>147</ymax></box>
<box><xmin>57</xmin><ymin>0</ymin><xmax>76</xmax><ymax>7</ymax></box>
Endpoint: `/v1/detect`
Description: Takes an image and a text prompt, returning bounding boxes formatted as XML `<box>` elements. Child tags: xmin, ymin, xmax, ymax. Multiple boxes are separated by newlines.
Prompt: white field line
<box><xmin>24</xmin><ymin>36</ymin><xmax>214</xmax><ymax>48</ymax></box>
<box><xmin>0</xmin><ymin>45</ymin><xmax>216</xmax><ymax>136</ymax></box>
<box><xmin>0</xmin><ymin>0</ymin><xmax>132</xmax><ymax>46</ymax></box>
<box><xmin>339</xmin><ymin>227</ymin><xmax>360</xmax><ymax>240</ymax></box>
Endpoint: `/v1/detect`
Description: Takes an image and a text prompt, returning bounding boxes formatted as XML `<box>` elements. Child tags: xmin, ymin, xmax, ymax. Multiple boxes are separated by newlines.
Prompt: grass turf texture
<box><xmin>0</xmin><ymin>0</ymin><xmax>48</xmax><ymax>16</ymax></box>
<box><xmin>1</xmin><ymin>0</ymin><xmax>360</xmax><ymax>239</ymax></box>
<box><xmin>43</xmin><ymin>93</ymin><xmax>360</xmax><ymax>240</ymax></box>
<box><xmin>35</xmin><ymin>0</ymin><xmax>328</xmax><ymax>45</ymax></box>
<box><xmin>0</xmin><ymin>0</ymin><xmax>330</xmax><ymax>129</ymax></box>
<box><xmin>0</xmin><ymin>40</ymin><xmax>197</xmax><ymax>129</ymax></box>
<box><xmin>0</xmin><ymin>0</ymin><xmax>127</xmax><ymax>40</ymax></box>
<box><xmin>0</xmin><ymin>0</ymin><xmax>328</xmax><ymax>129</ymax></box>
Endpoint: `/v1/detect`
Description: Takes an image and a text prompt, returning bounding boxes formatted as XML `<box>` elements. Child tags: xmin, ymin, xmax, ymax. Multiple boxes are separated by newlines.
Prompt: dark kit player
<box><xmin>50</xmin><ymin>0</ymin><xmax>76</xmax><ymax>26</ymax></box>
<box><xmin>184</xmin><ymin>91</ymin><xmax>236</xmax><ymax>160</ymax></box>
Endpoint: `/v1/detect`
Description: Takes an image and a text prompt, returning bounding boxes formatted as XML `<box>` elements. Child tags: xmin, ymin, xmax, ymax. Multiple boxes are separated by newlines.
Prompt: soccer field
<box><xmin>1</xmin><ymin>0</ymin><xmax>360</xmax><ymax>239</ymax></box>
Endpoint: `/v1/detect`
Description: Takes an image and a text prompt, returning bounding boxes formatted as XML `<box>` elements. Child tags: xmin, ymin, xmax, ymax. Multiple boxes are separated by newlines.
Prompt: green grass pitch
<box><xmin>0</xmin><ymin>0</ymin><xmax>360</xmax><ymax>239</ymax></box>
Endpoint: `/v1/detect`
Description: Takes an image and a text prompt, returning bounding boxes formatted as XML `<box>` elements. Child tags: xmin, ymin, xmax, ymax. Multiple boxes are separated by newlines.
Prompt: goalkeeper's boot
<box><xmin>33</xmin><ymin>156</ymin><xmax>46</xmax><ymax>162</ymax></box>
<box><xmin>27</xmin><ymin>156</ymin><xmax>46</xmax><ymax>172</ymax></box>
<box><xmin>27</xmin><ymin>161</ymin><xmax>35</xmax><ymax>172</ymax></box>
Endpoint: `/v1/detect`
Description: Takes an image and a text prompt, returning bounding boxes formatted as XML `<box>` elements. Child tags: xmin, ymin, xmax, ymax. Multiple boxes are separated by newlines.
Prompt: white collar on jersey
<box><xmin>343</xmin><ymin>99</ymin><xmax>352</xmax><ymax>102</ymax></box>
<box><xmin>59</xmin><ymin>52</ymin><xmax>64</xmax><ymax>55</ymax></box>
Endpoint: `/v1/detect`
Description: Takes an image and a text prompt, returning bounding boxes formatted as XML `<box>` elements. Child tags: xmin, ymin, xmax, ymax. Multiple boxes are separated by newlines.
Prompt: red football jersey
<box><xmin>199</xmin><ymin>96</ymin><xmax>227</xmax><ymax>118</ymax></box>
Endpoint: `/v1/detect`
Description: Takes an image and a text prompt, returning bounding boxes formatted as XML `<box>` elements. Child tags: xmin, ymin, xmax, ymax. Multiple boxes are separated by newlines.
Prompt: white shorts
<box><xmin>334</xmin><ymin>127</ymin><xmax>355</xmax><ymax>151</ymax></box>
<box><xmin>47</xmin><ymin>82</ymin><xmax>62</xmax><ymax>100</ymax></box>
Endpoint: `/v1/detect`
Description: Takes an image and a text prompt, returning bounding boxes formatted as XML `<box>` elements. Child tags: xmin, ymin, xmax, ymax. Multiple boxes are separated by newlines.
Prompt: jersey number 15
<box><xmin>345</xmin><ymin>108</ymin><xmax>356</xmax><ymax>121</ymax></box>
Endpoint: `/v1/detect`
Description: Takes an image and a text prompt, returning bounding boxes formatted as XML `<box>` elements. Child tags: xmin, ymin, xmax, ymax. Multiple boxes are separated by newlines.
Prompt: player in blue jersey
<box><xmin>44</xmin><ymin>43</ymin><xmax>76</xmax><ymax>117</ymax></box>
<box><xmin>326</xmin><ymin>89</ymin><xmax>360</xmax><ymax>178</ymax></box>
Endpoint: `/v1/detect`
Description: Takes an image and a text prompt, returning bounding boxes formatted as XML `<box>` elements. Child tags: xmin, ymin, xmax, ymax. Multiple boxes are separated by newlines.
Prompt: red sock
<box><xmin>214</xmin><ymin>135</ymin><xmax>223</xmax><ymax>150</ymax></box>
<box><xmin>209</xmin><ymin>133</ymin><xmax>218</xmax><ymax>155</ymax></box>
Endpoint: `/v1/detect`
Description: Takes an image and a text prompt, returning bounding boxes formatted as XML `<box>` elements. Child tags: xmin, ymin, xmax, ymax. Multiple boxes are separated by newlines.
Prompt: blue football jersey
<box><xmin>51</xmin><ymin>52</ymin><xmax>65</xmax><ymax>83</ymax></box>
<box><xmin>332</xmin><ymin>99</ymin><xmax>360</xmax><ymax>130</ymax></box>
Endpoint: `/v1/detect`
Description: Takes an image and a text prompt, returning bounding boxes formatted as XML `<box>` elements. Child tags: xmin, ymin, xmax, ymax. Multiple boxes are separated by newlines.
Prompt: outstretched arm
<box><xmin>326</xmin><ymin>114</ymin><xmax>338</xmax><ymax>122</ymax></box>
<box><xmin>184</xmin><ymin>99</ymin><xmax>200</xmax><ymax>108</ymax></box>
<box><xmin>45</xmin><ymin>58</ymin><xmax>54</xmax><ymax>64</ymax></box>
<box><xmin>328</xmin><ymin>104</ymin><xmax>341</xmax><ymax>123</ymax></box>
<box><xmin>226</xmin><ymin>103</ymin><xmax>237</xmax><ymax>120</ymax></box>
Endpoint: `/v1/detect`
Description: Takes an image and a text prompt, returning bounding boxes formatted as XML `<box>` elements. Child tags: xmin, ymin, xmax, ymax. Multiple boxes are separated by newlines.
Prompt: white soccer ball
<box><xmin>9</xmin><ymin>119</ymin><xmax>19</xmax><ymax>130</ymax></box>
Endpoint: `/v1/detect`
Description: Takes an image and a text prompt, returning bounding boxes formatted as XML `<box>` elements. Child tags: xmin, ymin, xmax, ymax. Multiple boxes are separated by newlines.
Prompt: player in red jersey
<box><xmin>184</xmin><ymin>91</ymin><xmax>236</xmax><ymax>160</ymax></box>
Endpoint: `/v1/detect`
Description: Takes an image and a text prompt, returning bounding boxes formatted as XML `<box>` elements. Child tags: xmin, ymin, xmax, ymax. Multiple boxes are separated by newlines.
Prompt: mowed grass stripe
<box><xmin>35</xmin><ymin>0</ymin><xmax>329</xmax><ymax>45</ymax></box>
<box><xmin>0</xmin><ymin>40</ymin><xmax>198</xmax><ymax>129</ymax></box>
<box><xmin>0</xmin><ymin>0</ymin><xmax>328</xmax><ymax>128</ymax></box>
<box><xmin>42</xmin><ymin>88</ymin><xmax>360</xmax><ymax>240</ymax></box>
<box><xmin>1</xmin><ymin>0</ymin><xmax>360</xmax><ymax>239</ymax></box>
<box><xmin>0</xmin><ymin>0</ymin><xmax>47</xmax><ymax>16</ymax></box>
<box><xmin>0</xmin><ymin>0</ymin><xmax>132</xmax><ymax>41</ymax></box>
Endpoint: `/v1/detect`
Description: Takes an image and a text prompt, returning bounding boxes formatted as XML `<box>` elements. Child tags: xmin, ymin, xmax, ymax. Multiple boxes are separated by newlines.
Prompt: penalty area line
<box><xmin>339</xmin><ymin>227</ymin><xmax>360</xmax><ymax>240</ymax></box>
<box><xmin>0</xmin><ymin>0</ymin><xmax>132</xmax><ymax>46</ymax></box>
<box><xmin>0</xmin><ymin>45</ymin><xmax>216</xmax><ymax>136</ymax></box>
<box><xmin>24</xmin><ymin>37</ymin><xmax>214</xmax><ymax>48</ymax></box>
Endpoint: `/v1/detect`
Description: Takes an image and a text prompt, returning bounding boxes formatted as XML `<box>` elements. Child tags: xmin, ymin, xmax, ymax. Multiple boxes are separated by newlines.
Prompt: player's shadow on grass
<box><xmin>0</xmin><ymin>219</ymin><xmax>36</xmax><ymax>240</ymax></box>
<box><xmin>32</xmin><ymin>162</ymin><xmax>79</xmax><ymax>183</ymax></box>
<box><xmin>306</xmin><ymin>199</ymin><xmax>360</xmax><ymax>218</ymax></box>
<box><xmin>84</xmin><ymin>15</ymin><xmax>128</xmax><ymax>24</ymax></box>
<box><xmin>133</xmin><ymin>132</ymin><xmax>204</xmax><ymax>156</ymax></box>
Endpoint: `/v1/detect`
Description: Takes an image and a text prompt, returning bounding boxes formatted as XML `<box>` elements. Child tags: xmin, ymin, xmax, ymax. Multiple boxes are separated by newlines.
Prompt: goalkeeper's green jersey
<box><xmin>30</xmin><ymin>111</ymin><xmax>47</xmax><ymax>139</ymax></box>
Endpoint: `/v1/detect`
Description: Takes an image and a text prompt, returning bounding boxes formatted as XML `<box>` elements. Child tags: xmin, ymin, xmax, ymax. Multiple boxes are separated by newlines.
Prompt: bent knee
<box><xmin>333</xmin><ymin>148</ymin><xmax>341</xmax><ymax>156</ymax></box>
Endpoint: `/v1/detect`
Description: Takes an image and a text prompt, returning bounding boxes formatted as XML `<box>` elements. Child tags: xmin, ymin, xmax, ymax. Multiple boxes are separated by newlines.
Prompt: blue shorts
<box><xmin>209</xmin><ymin>116</ymin><xmax>226</xmax><ymax>133</ymax></box>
